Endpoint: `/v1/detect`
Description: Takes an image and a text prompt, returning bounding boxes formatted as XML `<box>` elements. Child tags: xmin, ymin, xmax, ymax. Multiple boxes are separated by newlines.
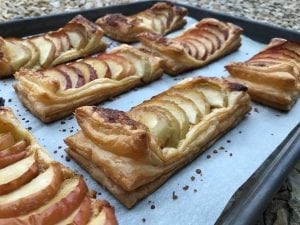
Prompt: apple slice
<box><xmin>65</xmin><ymin>24</ymin><xmax>87</xmax><ymax>49</ymax></box>
<box><xmin>70</xmin><ymin>62</ymin><xmax>98</xmax><ymax>83</ymax></box>
<box><xmin>198</xmin><ymin>29</ymin><xmax>221</xmax><ymax>52</ymax></box>
<box><xmin>87</xmin><ymin>203</ymin><xmax>118</xmax><ymax>225</ymax></box>
<box><xmin>55</xmin><ymin>196</ymin><xmax>92</xmax><ymax>225</ymax></box>
<box><xmin>22</xmin><ymin>40</ymin><xmax>40</xmax><ymax>69</ymax></box>
<box><xmin>129</xmin><ymin>106</ymin><xmax>179</xmax><ymax>147</ymax></box>
<box><xmin>201</xmin><ymin>24</ymin><xmax>228</xmax><ymax>42</ymax></box>
<box><xmin>0</xmin><ymin>150</ymin><xmax>27</xmax><ymax>169</ymax></box>
<box><xmin>57</xmin><ymin>65</ymin><xmax>85</xmax><ymax>88</ymax></box>
<box><xmin>98</xmin><ymin>54</ymin><xmax>134</xmax><ymax>80</ymax></box>
<box><xmin>181</xmin><ymin>39</ymin><xmax>199</xmax><ymax>59</ymax></box>
<box><xmin>159</xmin><ymin>94</ymin><xmax>201</xmax><ymax>124</ymax></box>
<box><xmin>141</xmin><ymin>99</ymin><xmax>190</xmax><ymax>140</ymax></box>
<box><xmin>186</xmin><ymin>37</ymin><xmax>208</xmax><ymax>60</ymax></box>
<box><xmin>0</xmin><ymin>153</ymin><xmax>38</xmax><ymax>195</ymax></box>
<box><xmin>30</xmin><ymin>36</ymin><xmax>56</xmax><ymax>67</ymax></box>
<box><xmin>84</xmin><ymin>58</ymin><xmax>111</xmax><ymax>79</ymax></box>
<box><xmin>169</xmin><ymin>89</ymin><xmax>211</xmax><ymax>117</ymax></box>
<box><xmin>0</xmin><ymin>140</ymin><xmax>27</xmax><ymax>157</ymax></box>
<box><xmin>43</xmin><ymin>68</ymin><xmax>72</xmax><ymax>90</ymax></box>
<box><xmin>14</xmin><ymin>177</ymin><xmax>88</xmax><ymax>224</ymax></box>
<box><xmin>0</xmin><ymin>163</ymin><xmax>62</xmax><ymax>218</ymax></box>
<box><xmin>46</xmin><ymin>34</ymin><xmax>63</xmax><ymax>57</ymax></box>
<box><xmin>197</xmin><ymin>84</ymin><xmax>227</xmax><ymax>108</ymax></box>
<box><xmin>0</xmin><ymin>132</ymin><xmax>15</xmax><ymax>151</ymax></box>
<box><xmin>4</xmin><ymin>39</ymin><xmax>31</xmax><ymax>70</ymax></box>
<box><xmin>50</xmin><ymin>30</ymin><xmax>71</xmax><ymax>52</ymax></box>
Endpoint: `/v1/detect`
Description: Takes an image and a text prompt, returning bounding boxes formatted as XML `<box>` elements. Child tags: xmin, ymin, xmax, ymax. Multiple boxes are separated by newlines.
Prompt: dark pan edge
<box><xmin>215</xmin><ymin>123</ymin><xmax>300</xmax><ymax>225</ymax></box>
<box><xmin>0</xmin><ymin>0</ymin><xmax>299</xmax><ymax>43</ymax></box>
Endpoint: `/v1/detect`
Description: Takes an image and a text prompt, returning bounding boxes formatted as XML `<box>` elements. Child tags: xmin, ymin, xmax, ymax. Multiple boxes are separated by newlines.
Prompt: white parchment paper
<box><xmin>0</xmin><ymin>17</ymin><xmax>299</xmax><ymax>225</ymax></box>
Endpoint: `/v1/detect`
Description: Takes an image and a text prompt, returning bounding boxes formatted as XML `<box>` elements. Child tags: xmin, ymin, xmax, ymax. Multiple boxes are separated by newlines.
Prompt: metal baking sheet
<box><xmin>0</xmin><ymin>2</ymin><xmax>300</xmax><ymax>225</ymax></box>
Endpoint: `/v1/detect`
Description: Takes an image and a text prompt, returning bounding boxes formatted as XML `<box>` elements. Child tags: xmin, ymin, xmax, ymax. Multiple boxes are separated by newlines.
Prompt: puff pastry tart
<box><xmin>14</xmin><ymin>44</ymin><xmax>163</xmax><ymax>123</ymax></box>
<box><xmin>138</xmin><ymin>18</ymin><xmax>243</xmax><ymax>75</ymax></box>
<box><xmin>0</xmin><ymin>15</ymin><xmax>106</xmax><ymax>78</ymax></box>
<box><xmin>64</xmin><ymin>77</ymin><xmax>251</xmax><ymax>208</ymax></box>
<box><xmin>95</xmin><ymin>2</ymin><xmax>187</xmax><ymax>43</ymax></box>
<box><xmin>0</xmin><ymin>107</ymin><xmax>118</xmax><ymax>224</ymax></box>
<box><xmin>226</xmin><ymin>38</ymin><xmax>300</xmax><ymax>110</ymax></box>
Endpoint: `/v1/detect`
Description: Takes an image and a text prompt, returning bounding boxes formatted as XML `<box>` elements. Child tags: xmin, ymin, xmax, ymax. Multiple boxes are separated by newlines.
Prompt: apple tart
<box><xmin>96</xmin><ymin>2</ymin><xmax>187</xmax><ymax>43</ymax></box>
<box><xmin>138</xmin><ymin>18</ymin><xmax>243</xmax><ymax>75</ymax></box>
<box><xmin>0</xmin><ymin>15</ymin><xmax>106</xmax><ymax>78</ymax></box>
<box><xmin>64</xmin><ymin>77</ymin><xmax>251</xmax><ymax>208</ymax></box>
<box><xmin>0</xmin><ymin>107</ymin><xmax>118</xmax><ymax>224</ymax></box>
<box><xmin>14</xmin><ymin>44</ymin><xmax>163</xmax><ymax>123</ymax></box>
<box><xmin>226</xmin><ymin>38</ymin><xmax>300</xmax><ymax>110</ymax></box>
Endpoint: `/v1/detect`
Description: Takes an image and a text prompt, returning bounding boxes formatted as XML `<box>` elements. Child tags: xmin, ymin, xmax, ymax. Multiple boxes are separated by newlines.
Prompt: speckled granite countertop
<box><xmin>0</xmin><ymin>0</ymin><xmax>299</xmax><ymax>31</ymax></box>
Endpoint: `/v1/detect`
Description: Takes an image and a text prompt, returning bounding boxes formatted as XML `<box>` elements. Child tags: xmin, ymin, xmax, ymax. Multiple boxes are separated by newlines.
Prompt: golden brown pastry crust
<box><xmin>14</xmin><ymin>44</ymin><xmax>163</xmax><ymax>123</ymax></box>
<box><xmin>96</xmin><ymin>2</ymin><xmax>187</xmax><ymax>43</ymax></box>
<box><xmin>138</xmin><ymin>18</ymin><xmax>243</xmax><ymax>75</ymax></box>
<box><xmin>0</xmin><ymin>107</ymin><xmax>118</xmax><ymax>224</ymax></box>
<box><xmin>226</xmin><ymin>38</ymin><xmax>300</xmax><ymax>110</ymax></box>
<box><xmin>64</xmin><ymin>77</ymin><xmax>251</xmax><ymax>208</ymax></box>
<box><xmin>0</xmin><ymin>15</ymin><xmax>106</xmax><ymax>78</ymax></box>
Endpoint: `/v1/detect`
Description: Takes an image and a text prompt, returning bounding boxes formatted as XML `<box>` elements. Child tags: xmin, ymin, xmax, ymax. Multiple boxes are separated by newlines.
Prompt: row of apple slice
<box><xmin>41</xmin><ymin>50</ymin><xmax>136</xmax><ymax>90</ymax></box>
<box><xmin>0</xmin><ymin>15</ymin><xmax>103</xmax><ymax>78</ymax></box>
<box><xmin>175</xmin><ymin>22</ymin><xmax>230</xmax><ymax>61</ymax></box>
<box><xmin>248</xmin><ymin>41</ymin><xmax>300</xmax><ymax>72</ymax></box>
<box><xmin>0</xmin><ymin>132</ymin><xmax>116</xmax><ymax>224</ymax></box>
<box><xmin>128</xmin><ymin>82</ymin><xmax>227</xmax><ymax>148</ymax></box>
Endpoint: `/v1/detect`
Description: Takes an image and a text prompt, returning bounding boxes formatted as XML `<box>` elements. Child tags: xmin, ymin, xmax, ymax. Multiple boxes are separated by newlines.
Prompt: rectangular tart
<box><xmin>64</xmin><ymin>77</ymin><xmax>251</xmax><ymax>208</ymax></box>
<box><xmin>13</xmin><ymin>44</ymin><xmax>163</xmax><ymax>123</ymax></box>
<box><xmin>0</xmin><ymin>106</ymin><xmax>118</xmax><ymax>224</ymax></box>
<box><xmin>226</xmin><ymin>38</ymin><xmax>300</xmax><ymax>110</ymax></box>
<box><xmin>96</xmin><ymin>2</ymin><xmax>187</xmax><ymax>43</ymax></box>
<box><xmin>0</xmin><ymin>15</ymin><xmax>106</xmax><ymax>78</ymax></box>
<box><xmin>138</xmin><ymin>18</ymin><xmax>243</xmax><ymax>75</ymax></box>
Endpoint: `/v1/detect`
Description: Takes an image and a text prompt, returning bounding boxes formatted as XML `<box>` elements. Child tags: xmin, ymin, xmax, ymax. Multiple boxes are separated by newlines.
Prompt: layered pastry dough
<box><xmin>14</xmin><ymin>44</ymin><xmax>163</xmax><ymax>122</ymax></box>
<box><xmin>0</xmin><ymin>107</ymin><xmax>118</xmax><ymax>224</ymax></box>
<box><xmin>0</xmin><ymin>15</ymin><xmax>106</xmax><ymax>78</ymax></box>
<box><xmin>226</xmin><ymin>38</ymin><xmax>300</xmax><ymax>110</ymax></box>
<box><xmin>138</xmin><ymin>18</ymin><xmax>243</xmax><ymax>75</ymax></box>
<box><xmin>96</xmin><ymin>2</ymin><xmax>187</xmax><ymax>43</ymax></box>
<box><xmin>64</xmin><ymin>77</ymin><xmax>251</xmax><ymax>208</ymax></box>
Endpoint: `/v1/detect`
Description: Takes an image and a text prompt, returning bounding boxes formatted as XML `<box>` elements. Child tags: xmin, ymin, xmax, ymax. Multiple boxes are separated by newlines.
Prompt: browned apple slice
<box><xmin>184</xmin><ymin>38</ymin><xmax>208</xmax><ymax>60</ymax></box>
<box><xmin>0</xmin><ymin>150</ymin><xmax>27</xmax><ymax>169</ymax></box>
<box><xmin>69</xmin><ymin>62</ymin><xmax>98</xmax><ymax>83</ymax></box>
<box><xmin>55</xmin><ymin>196</ymin><xmax>92</xmax><ymax>225</ymax></box>
<box><xmin>0</xmin><ymin>163</ymin><xmax>62</xmax><ymax>218</ymax></box>
<box><xmin>0</xmin><ymin>132</ymin><xmax>15</xmax><ymax>151</ymax></box>
<box><xmin>45</xmin><ymin>34</ymin><xmax>63</xmax><ymax>57</ymax></box>
<box><xmin>158</xmin><ymin>94</ymin><xmax>201</xmax><ymax>124</ymax></box>
<box><xmin>180</xmin><ymin>39</ymin><xmax>198</xmax><ymax>59</ymax></box>
<box><xmin>30</xmin><ymin>36</ymin><xmax>56</xmax><ymax>67</ymax></box>
<box><xmin>22</xmin><ymin>40</ymin><xmax>40</xmax><ymax>69</ymax></box>
<box><xmin>0</xmin><ymin>153</ymin><xmax>38</xmax><ymax>195</ymax></box>
<box><xmin>84</xmin><ymin>58</ymin><xmax>111</xmax><ymax>79</ymax></box>
<box><xmin>197</xmin><ymin>84</ymin><xmax>227</xmax><ymax>108</ymax></box>
<box><xmin>0</xmin><ymin>140</ymin><xmax>27</xmax><ymax>157</ymax></box>
<box><xmin>3</xmin><ymin>39</ymin><xmax>31</xmax><ymax>70</ymax></box>
<box><xmin>1</xmin><ymin>176</ymin><xmax>88</xmax><ymax>224</ymax></box>
<box><xmin>50</xmin><ymin>30</ymin><xmax>71</xmax><ymax>52</ymax></box>
<box><xmin>198</xmin><ymin>29</ymin><xmax>221</xmax><ymax>51</ymax></box>
<box><xmin>57</xmin><ymin>65</ymin><xmax>85</xmax><ymax>88</ymax></box>
<box><xmin>43</xmin><ymin>68</ymin><xmax>72</xmax><ymax>90</ymax></box>
<box><xmin>201</xmin><ymin>24</ymin><xmax>228</xmax><ymax>42</ymax></box>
